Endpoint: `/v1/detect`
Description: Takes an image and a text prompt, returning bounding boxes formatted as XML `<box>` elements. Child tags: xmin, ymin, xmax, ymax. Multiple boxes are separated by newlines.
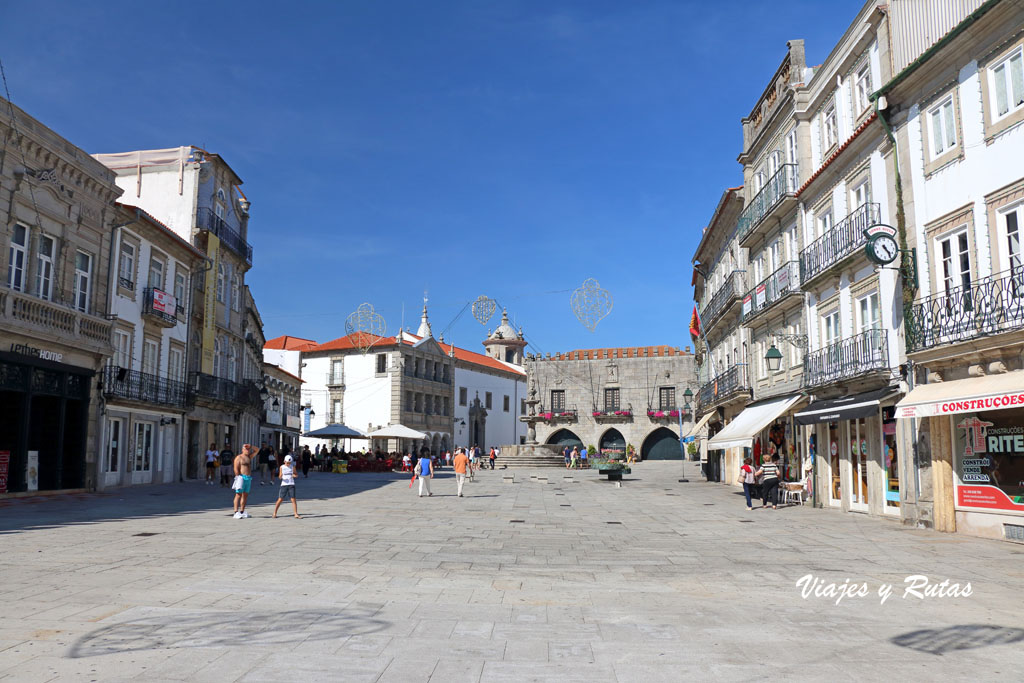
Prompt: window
<box><xmin>1002</xmin><ymin>204</ymin><xmax>1023</xmax><ymax>283</ymax></box>
<box><xmin>822</xmin><ymin>310</ymin><xmax>841</xmax><ymax>346</ymax></box>
<box><xmin>503</xmin><ymin>395</ymin><xmax>510</xmax><ymax>412</ymax></box>
<box><xmin>854</xmin><ymin>62</ymin><xmax>872</xmax><ymax>114</ymax></box>
<box><xmin>8</xmin><ymin>224</ymin><xmax>27</xmax><ymax>291</ymax></box>
<box><xmin>174</xmin><ymin>271</ymin><xmax>187</xmax><ymax>314</ymax></box>
<box><xmin>332</xmin><ymin>399</ymin><xmax>341</xmax><ymax>423</ymax></box>
<box><xmin>35</xmin><ymin>235</ymin><xmax>54</xmax><ymax>300</ymax></box>
<box><xmin>168</xmin><ymin>348</ymin><xmax>183</xmax><ymax>381</ymax></box>
<box><xmin>213</xmin><ymin>336</ymin><xmax>221</xmax><ymax>377</ymax></box>
<box><xmin>850</xmin><ymin>180</ymin><xmax>869</xmax><ymax>211</ymax></box>
<box><xmin>857</xmin><ymin>292</ymin><xmax>881</xmax><ymax>332</ymax></box>
<box><xmin>149</xmin><ymin>257</ymin><xmax>164</xmax><ymax>290</ymax></box>
<box><xmin>757</xmin><ymin>340</ymin><xmax>768</xmax><ymax>379</ymax></box>
<box><xmin>551</xmin><ymin>390</ymin><xmax>565</xmax><ymax>412</ymax></box>
<box><xmin>929</xmin><ymin>97</ymin><xmax>957</xmax><ymax>158</ymax></box>
<box><xmin>331</xmin><ymin>359</ymin><xmax>344</xmax><ymax>384</ymax></box>
<box><xmin>406</xmin><ymin>391</ymin><xmax>413</xmax><ymax>411</ymax></box>
<box><xmin>73</xmin><ymin>251</ymin><xmax>92</xmax><ymax>313</ymax></box>
<box><xmin>485</xmin><ymin>392</ymin><xmax>492</xmax><ymax>409</ymax></box>
<box><xmin>817</xmin><ymin>209</ymin><xmax>834</xmax><ymax>241</ymax></box>
<box><xmin>443</xmin><ymin>396</ymin><xmax>450</xmax><ymax>416</ymax></box>
<box><xmin>214</xmin><ymin>198</ymin><xmax>225</xmax><ymax>220</ymax></box>
<box><xmin>459</xmin><ymin>387</ymin><xmax>467</xmax><ymax>406</ymax></box>
<box><xmin>114</xmin><ymin>330</ymin><xmax>132</xmax><ymax>368</ymax></box>
<box><xmin>414</xmin><ymin>393</ymin><xmax>422</xmax><ymax>413</ymax></box>
<box><xmin>768</xmin><ymin>239</ymin><xmax>781</xmax><ymax>273</ymax></box>
<box><xmin>216</xmin><ymin>263</ymin><xmax>225</xmax><ymax>303</ymax></box>
<box><xmin>231</xmin><ymin>274</ymin><xmax>240</xmax><ymax>311</ymax></box>
<box><xmin>227</xmin><ymin>344</ymin><xmax>237</xmax><ymax>380</ymax></box>
<box><xmin>376</xmin><ymin>353</ymin><xmax>387</xmax><ymax>373</ymax></box>
<box><xmin>118</xmin><ymin>240</ymin><xmax>135</xmax><ymax>289</ymax></box>
<box><xmin>938</xmin><ymin>229</ymin><xmax>971</xmax><ymax>299</ymax></box>
<box><xmin>106</xmin><ymin>418</ymin><xmax>122</xmax><ymax>473</ymax></box>
<box><xmin>659</xmin><ymin>386</ymin><xmax>676</xmax><ymax>410</ymax></box>
<box><xmin>823</xmin><ymin>103</ymin><xmax>838</xmax><ymax>149</ymax></box>
<box><xmin>134</xmin><ymin>422</ymin><xmax>153</xmax><ymax>472</ymax></box>
<box><xmin>603</xmin><ymin>387</ymin><xmax>620</xmax><ymax>411</ymax></box>
<box><xmin>520</xmin><ymin>398</ymin><xmax>526</xmax><ymax>415</ymax></box>
<box><xmin>142</xmin><ymin>338</ymin><xmax>159</xmax><ymax>375</ymax></box>
<box><xmin>752</xmin><ymin>169</ymin><xmax>766</xmax><ymax>194</ymax></box>
<box><xmin>990</xmin><ymin>47</ymin><xmax>1024</xmax><ymax>121</ymax></box>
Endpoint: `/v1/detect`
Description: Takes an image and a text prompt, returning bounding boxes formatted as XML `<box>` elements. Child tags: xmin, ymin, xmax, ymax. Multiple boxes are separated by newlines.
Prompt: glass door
<box><xmin>849</xmin><ymin>418</ymin><xmax>869</xmax><ymax>511</ymax></box>
<box><xmin>882</xmin><ymin>407</ymin><xmax>900</xmax><ymax>514</ymax></box>
<box><xmin>133</xmin><ymin>422</ymin><xmax>153</xmax><ymax>485</ymax></box>
<box><xmin>828</xmin><ymin>422</ymin><xmax>842</xmax><ymax>507</ymax></box>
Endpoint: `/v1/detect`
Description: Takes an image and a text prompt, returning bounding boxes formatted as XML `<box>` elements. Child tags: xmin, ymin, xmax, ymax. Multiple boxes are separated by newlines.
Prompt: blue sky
<box><xmin>2</xmin><ymin>1</ymin><xmax>855</xmax><ymax>355</ymax></box>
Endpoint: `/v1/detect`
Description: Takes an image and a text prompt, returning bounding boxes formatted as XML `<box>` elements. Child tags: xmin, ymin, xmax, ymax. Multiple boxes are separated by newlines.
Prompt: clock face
<box><xmin>869</xmin><ymin>235</ymin><xmax>899</xmax><ymax>265</ymax></box>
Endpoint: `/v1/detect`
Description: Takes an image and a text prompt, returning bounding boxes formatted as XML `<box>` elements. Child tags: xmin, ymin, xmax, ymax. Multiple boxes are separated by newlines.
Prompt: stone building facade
<box><xmin>527</xmin><ymin>346</ymin><xmax>698</xmax><ymax>459</ymax></box>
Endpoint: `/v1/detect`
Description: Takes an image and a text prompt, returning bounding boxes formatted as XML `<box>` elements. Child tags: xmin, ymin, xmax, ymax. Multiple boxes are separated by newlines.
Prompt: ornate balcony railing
<box><xmin>907</xmin><ymin>267</ymin><xmax>1024</xmax><ymax>353</ymax></box>
<box><xmin>538</xmin><ymin>406</ymin><xmax>578</xmax><ymax>421</ymax></box>
<box><xmin>103</xmin><ymin>365</ymin><xmax>188</xmax><ymax>408</ymax></box>
<box><xmin>1</xmin><ymin>289</ymin><xmax>112</xmax><ymax>353</ymax></box>
<box><xmin>700</xmin><ymin>270</ymin><xmax>746</xmax><ymax>327</ymax></box>
<box><xmin>742</xmin><ymin>260</ymin><xmax>801</xmax><ymax>322</ymax></box>
<box><xmin>593</xmin><ymin>404</ymin><xmax>633</xmax><ymax>420</ymax></box>
<box><xmin>800</xmin><ymin>202</ymin><xmax>880</xmax><ymax>283</ymax></box>
<box><xmin>189</xmin><ymin>372</ymin><xmax>261</xmax><ymax>407</ymax></box>
<box><xmin>697</xmin><ymin>364</ymin><xmax>750</xmax><ymax>411</ymax></box>
<box><xmin>803</xmin><ymin>329</ymin><xmax>888</xmax><ymax>388</ymax></box>
<box><xmin>196</xmin><ymin>207</ymin><xmax>253</xmax><ymax>264</ymax></box>
<box><xmin>142</xmin><ymin>287</ymin><xmax>178</xmax><ymax>327</ymax></box>
<box><xmin>737</xmin><ymin>164</ymin><xmax>799</xmax><ymax>242</ymax></box>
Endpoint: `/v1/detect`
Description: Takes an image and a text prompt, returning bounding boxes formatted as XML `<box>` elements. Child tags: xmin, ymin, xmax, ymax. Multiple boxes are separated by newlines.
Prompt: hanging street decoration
<box><xmin>345</xmin><ymin>302</ymin><xmax>387</xmax><ymax>354</ymax></box>
<box><xmin>472</xmin><ymin>295</ymin><xmax>497</xmax><ymax>325</ymax></box>
<box><xmin>571</xmin><ymin>278</ymin><xmax>613</xmax><ymax>332</ymax></box>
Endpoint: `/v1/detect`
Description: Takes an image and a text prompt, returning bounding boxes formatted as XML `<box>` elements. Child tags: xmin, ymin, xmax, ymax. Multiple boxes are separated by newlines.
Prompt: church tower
<box><xmin>482</xmin><ymin>310</ymin><xmax>527</xmax><ymax>366</ymax></box>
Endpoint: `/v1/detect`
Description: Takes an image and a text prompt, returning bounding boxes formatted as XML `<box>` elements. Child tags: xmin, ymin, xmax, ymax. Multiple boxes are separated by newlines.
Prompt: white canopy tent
<box><xmin>367</xmin><ymin>425</ymin><xmax>428</xmax><ymax>440</ymax></box>
<box><xmin>706</xmin><ymin>395</ymin><xmax>803</xmax><ymax>451</ymax></box>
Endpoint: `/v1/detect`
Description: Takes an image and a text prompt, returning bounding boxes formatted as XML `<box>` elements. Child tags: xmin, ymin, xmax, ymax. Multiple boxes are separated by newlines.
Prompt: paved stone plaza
<box><xmin>1</xmin><ymin>462</ymin><xmax>1022</xmax><ymax>682</ymax></box>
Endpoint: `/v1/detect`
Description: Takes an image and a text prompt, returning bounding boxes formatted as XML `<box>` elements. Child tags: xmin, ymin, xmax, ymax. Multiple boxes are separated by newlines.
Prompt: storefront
<box><xmin>897</xmin><ymin>372</ymin><xmax>1024</xmax><ymax>541</ymax></box>
<box><xmin>797</xmin><ymin>387</ymin><xmax>900</xmax><ymax>515</ymax></box>
<box><xmin>707</xmin><ymin>394</ymin><xmax>803</xmax><ymax>486</ymax></box>
<box><xmin>0</xmin><ymin>349</ymin><xmax>94</xmax><ymax>493</ymax></box>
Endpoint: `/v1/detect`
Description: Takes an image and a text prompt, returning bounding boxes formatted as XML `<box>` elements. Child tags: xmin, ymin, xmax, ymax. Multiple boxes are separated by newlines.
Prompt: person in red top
<box><xmin>740</xmin><ymin>457</ymin><xmax>756</xmax><ymax>511</ymax></box>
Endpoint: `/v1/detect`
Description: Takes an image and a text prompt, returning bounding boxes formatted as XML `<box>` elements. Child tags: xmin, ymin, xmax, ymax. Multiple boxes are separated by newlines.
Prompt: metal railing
<box><xmin>737</xmin><ymin>164</ymin><xmax>799</xmax><ymax>241</ymax></box>
<box><xmin>103</xmin><ymin>366</ymin><xmax>188</xmax><ymax>408</ymax></box>
<box><xmin>697</xmin><ymin>364</ymin><xmax>750</xmax><ymax>410</ymax></box>
<box><xmin>189</xmin><ymin>372</ymin><xmax>261</xmax><ymax>407</ymax></box>
<box><xmin>741</xmin><ymin>260</ymin><xmax>801</xmax><ymax>322</ymax></box>
<box><xmin>142</xmin><ymin>287</ymin><xmax>178</xmax><ymax>326</ymax></box>
<box><xmin>907</xmin><ymin>267</ymin><xmax>1024</xmax><ymax>353</ymax></box>
<box><xmin>326</xmin><ymin>371</ymin><xmax>345</xmax><ymax>386</ymax></box>
<box><xmin>700</xmin><ymin>270</ymin><xmax>746</xmax><ymax>327</ymax></box>
<box><xmin>196</xmin><ymin>207</ymin><xmax>253</xmax><ymax>264</ymax></box>
<box><xmin>800</xmin><ymin>202</ymin><xmax>880</xmax><ymax>283</ymax></box>
<box><xmin>803</xmin><ymin>329</ymin><xmax>888</xmax><ymax>388</ymax></box>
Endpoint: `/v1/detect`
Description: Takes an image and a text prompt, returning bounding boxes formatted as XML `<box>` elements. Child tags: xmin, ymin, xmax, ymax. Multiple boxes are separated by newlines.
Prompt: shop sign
<box><xmin>10</xmin><ymin>343</ymin><xmax>63</xmax><ymax>363</ymax></box>
<box><xmin>954</xmin><ymin>411</ymin><xmax>1024</xmax><ymax>513</ymax></box>
<box><xmin>0</xmin><ymin>451</ymin><xmax>9</xmax><ymax>493</ymax></box>
<box><xmin>151</xmin><ymin>288</ymin><xmax>177</xmax><ymax>316</ymax></box>
<box><xmin>898</xmin><ymin>391</ymin><xmax>1024</xmax><ymax>418</ymax></box>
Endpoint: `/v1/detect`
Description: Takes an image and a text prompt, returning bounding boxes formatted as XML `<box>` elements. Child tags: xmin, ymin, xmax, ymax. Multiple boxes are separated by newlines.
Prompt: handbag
<box><xmin>414</xmin><ymin>463</ymin><xmax>422</xmax><ymax>476</ymax></box>
<box><xmin>736</xmin><ymin>470</ymin><xmax>746</xmax><ymax>485</ymax></box>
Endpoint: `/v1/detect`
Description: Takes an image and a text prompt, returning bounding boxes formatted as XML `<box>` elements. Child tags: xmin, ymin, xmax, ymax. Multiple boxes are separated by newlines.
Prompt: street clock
<box><xmin>864</xmin><ymin>224</ymin><xmax>900</xmax><ymax>266</ymax></box>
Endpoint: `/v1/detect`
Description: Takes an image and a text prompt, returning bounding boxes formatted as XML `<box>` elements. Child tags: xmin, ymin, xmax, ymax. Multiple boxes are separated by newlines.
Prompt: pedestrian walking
<box><xmin>232</xmin><ymin>444</ymin><xmax>254</xmax><ymax>518</ymax></box>
<box><xmin>257</xmin><ymin>441</ymin><xmax>272</xmax><ymax>484</ymax></box>
<box><xmin>756</xmin><ymin>454</ymin><xmax>782</xmax><ymax>510</ymax></box>
<box><xmin>489</xmin><ymin>447</ymin><xmax>496</xmax><ymax>470</ymax></box>
<box><xmin>266</xmin><ymin>446</ymin><xmax>278</xmax><ymax>485</ymax></box>
<box><xmin>580</xmin><ymin>448</ymin><xmax>588</xmax><ymax>469</ymax></box>
<box><xmin>219</xmin><ymin>443</ymin><xmax>234</xmax><ymax>487</ymax></box>
<box><xmin>739</xmin><ymin>457</ymin><xmax>756</xmax><ymax>511</ymax></box>
<box><xmin>273</xmin><ymin>454</ymin><xmax>302</xmax><ymax>518</ymax></box>
<box><xmin>563</xmin><ymin>445</ymin><xmax>571</xmax><ymax>469</ymax></box>
<box><xmin>453</xmin><ymin>448</ymin><xmax>469</xmax><ymax>497</ymax></box>
<box><xmin>570</xmin><ymin>446</ymin><xmax>579</xmax><ymax>469</ymax></box>
<box><xmin>416</xmin><ymin>452</ymin><xmax>433</xmax><ymax>497</ymax></box>
<box><xmin>301</xmin><ymin>446</ymin><xmax>312</xmax><ymax>477</ymax></box>
<box><xmin>204</xmin><ymin>443</ymin><xmax>218</xmax><ymax>484</ymax></box>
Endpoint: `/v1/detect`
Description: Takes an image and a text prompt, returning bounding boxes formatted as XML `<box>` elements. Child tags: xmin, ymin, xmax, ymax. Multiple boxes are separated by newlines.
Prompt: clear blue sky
<box><xmin>2</xmin><ymin>1</ymin><xmax>856</xmax><ymax>355</ymax></box>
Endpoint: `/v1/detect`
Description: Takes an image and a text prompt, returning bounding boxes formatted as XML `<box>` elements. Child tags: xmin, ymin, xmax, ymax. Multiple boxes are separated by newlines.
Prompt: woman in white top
<box><xmin>272</xmin><ymin>454</ymin><xmax>302</xmax><ymax>518</ymax></box>
<box><xmin>205</xmin><ymin>444</ymin><xmax>218</xmax><ymax>485</ymax></box>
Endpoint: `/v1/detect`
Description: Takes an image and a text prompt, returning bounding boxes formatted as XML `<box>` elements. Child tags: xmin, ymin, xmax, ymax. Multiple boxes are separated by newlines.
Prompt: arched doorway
<box><xmin>599</xmin><ymin>428</ymin><xmax>626</xmax><ymax>457</ymax></box>
<box><xmin>431</xmin><ymin>433</ymin><xmax>441</xmax><ymax>455</ymax></box>
<box><xmin>546</xmin><ymin>429</ymin><xmax>583</xmax><ymax>451</ymax></box>
<box><xmin>641</xmin><ymin>427</ymin><xmax>682</xmax><ymax>460</ymax></box>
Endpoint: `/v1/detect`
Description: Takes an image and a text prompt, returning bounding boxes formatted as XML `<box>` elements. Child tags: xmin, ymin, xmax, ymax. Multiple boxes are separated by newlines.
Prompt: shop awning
<box><xmin>895</xmin><ymin>371</ymin><xmax>1024</xmax><ymax>419</ymax></box>
<box><xmin>685</xmin><ymin>411</ymin><xmax>715</xmax><ymax>438</ymax></box>
<box><xmin>707</xmin><ymin>395</ymin><xmax>803</xmax><ymax>451</ymax></box>
<box><xmin>794</xmin><ymin>387</ymin><xmax>898</xmax><ymax>425</ymax></box>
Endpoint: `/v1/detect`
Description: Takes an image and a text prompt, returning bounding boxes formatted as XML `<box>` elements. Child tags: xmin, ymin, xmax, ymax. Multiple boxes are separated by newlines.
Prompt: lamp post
<box><xmin>678</xmin><ymin>386</ymin><xmax>694</xmax><ymax>483</ymax></box>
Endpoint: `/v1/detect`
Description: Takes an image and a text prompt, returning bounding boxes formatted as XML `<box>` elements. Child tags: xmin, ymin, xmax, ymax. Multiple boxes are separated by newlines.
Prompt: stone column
<box><xmin>930</xmin><ymin>415</ymin><xmax>956</xmax><ymax>533</ymax></box>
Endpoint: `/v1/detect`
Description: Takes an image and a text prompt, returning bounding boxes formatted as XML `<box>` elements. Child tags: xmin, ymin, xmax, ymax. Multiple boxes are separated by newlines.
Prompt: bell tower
<box><xmin>482</xmin><ymin>310</ymin><xmax>527</xmax><ymax>366</ymax></box>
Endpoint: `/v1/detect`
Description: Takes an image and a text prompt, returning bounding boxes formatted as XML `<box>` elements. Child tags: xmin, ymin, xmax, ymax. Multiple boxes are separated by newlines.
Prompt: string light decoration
<box><xmin>472</xmin><ymin>295</ymin><xmax>497</xmax><ymax>325</ymax></box>
<box><xmin>344</xmin><ymin>303</ymin><xmax>387</xmax><ymax>354</ymax></box>
<box><xmin>571</xmin><ymin>278</ymin><xmax>613</xmax><ymax>332</ymax></box>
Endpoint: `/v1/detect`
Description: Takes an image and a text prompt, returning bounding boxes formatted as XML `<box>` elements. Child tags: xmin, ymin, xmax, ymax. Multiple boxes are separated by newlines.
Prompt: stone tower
<box><xmin>482</xmin><ymin>310</ymin><xmax>527</xmax><ymax>366</ymax></box>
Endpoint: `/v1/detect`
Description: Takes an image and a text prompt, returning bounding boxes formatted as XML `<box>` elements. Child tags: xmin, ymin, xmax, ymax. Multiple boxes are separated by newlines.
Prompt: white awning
<box><xmin>367</xmin><ymin>424</ymin><xmax>428</xmax><ymax>439</ymax></box>
<box><xmin>707</xmin><ymin>395</ymin><xmax>803</xmax><ymax>451</ymax></box>
<box><xmin>686</xmin><ymin>411</ymin><xmax>715</xmax><ymax>438</ymax></box>
<box><xmin>895</xmin><ymin>371</ymin><xmax>1024</xmax><ymax>419</ymax></box>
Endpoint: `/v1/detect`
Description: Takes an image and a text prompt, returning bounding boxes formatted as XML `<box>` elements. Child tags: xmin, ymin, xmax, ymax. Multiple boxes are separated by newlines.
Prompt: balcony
<box><xmin>647</xmin><ymin>406</ymin><xmax>690</xmax><ymax>420</ymax></box>
<box><xmin>700</xmin><ymin>270</ymin><xmax>747</xmax><ymax>330</ymax></box>
<box><xmin>538</xmin><ymin>407</ymin><xmax>578</xmax><ymax>422</ymax></box>
<box><xmin>0</xmin><ymin>289</ymin><xmax>113</xmax><ymax>355</ymax></box>
<box><xmin>142</xmin><ymin>287</ymin><xmax>178</xmax><ymax>327</ymax></box>
<box><xmin>326</xmin><ymin>371</ymin><xmax>345</xmax><ymax>388</ymax></box>
<box><xmin>189</xmin><ymin>372</ymin><xmax>261</xmax><ymax>407</ymax></box>
<box><xmin>741</xmin><ymin>261</ymin><xmax>802</xmax><ymax>323</ymax></box>
<box><xmin>592</xmin><ymin>405</ymin><xmax>633</xmax><ymax>421</ymax></box>
<box><xmin>907</xmin><ymin>267</ymin><xmax>1024</xmax><ymax>354</ymax></box>
<box><xmin>737</xmin><ymin>164</ymin><xmax>799</xmax><ymax>246</ymax></box>
<box><xmin>103</xmin><ymin>366</ymin><xmax>187</xmax><ymax>408</ymax></box>
<box><xmin>803</xmin><ymin>330</ymin><xmax>888</xmax><ymax>388</ymax></box>
<box><xmin>697</xmin><ymin>364</ymin><xmax>750</xmax><ymax>413</ymax></box>
<box><xmin>800</xmin><ymin>203</ymin><xmax>880</xmax><ymax>285</ymax></box>
<box><xmin>196</xmin><ymin>207</ymin><xmax>253</xmax><ymax>264</ymax></box>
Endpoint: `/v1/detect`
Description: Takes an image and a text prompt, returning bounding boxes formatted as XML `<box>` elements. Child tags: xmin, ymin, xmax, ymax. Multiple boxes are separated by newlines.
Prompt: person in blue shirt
<box><xmin>417</xmin><ymin>452</ymin><xmax>434</xmax><ymax>497</ymax></box>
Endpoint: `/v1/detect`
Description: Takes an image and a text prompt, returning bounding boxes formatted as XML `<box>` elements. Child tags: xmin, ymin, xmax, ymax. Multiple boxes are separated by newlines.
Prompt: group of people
<box><xmin>400</xmin><ymin>445</ymin><xmax>498</xmax><ymax>473</ymax></box>
<box><xmin>206</xmin><ymin>442</ymin><xmax>302</xmax><ymax>520</ymax></box>
<box><xmin>562</xmin><ymin>445</ymin><xmax>589</xmax><ymax>469</ymax></box>
<box><xmin>739</xmin><ymin>454</ymin><xmax>786</xmax><ymax>510</ymax></box>
<box><xmin>412</xmin><ymin>447</ymin><xmax>482</xmax><ymax>498</ymax></box>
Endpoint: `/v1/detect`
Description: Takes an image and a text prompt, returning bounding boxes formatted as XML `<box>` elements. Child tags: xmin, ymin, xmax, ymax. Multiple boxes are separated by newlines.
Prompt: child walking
<box><xmin>273</xmin><ymin>454</ymin><xmax>302</xmax><ymax>518</ymax></box>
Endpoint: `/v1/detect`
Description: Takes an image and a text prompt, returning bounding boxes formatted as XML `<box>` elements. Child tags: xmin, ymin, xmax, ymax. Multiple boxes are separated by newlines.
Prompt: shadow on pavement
<box><xmin>68</xmin><ymin>606</ymin><xmax>388</xmax><ymax>658</ymax></box>
<box><xmin>0</xmin><ymin>472</ymin><xmax>406</xmax><ymax>534</ymax></box>
<box><xmin>891</xmin><ymin>624</ymin><xmax>1024</xmax><ymax>655</ymax></box>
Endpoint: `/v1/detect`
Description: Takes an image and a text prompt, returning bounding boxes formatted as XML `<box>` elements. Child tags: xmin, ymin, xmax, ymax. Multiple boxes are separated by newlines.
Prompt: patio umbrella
<box><xmin>367</xmin><ymin>424</ymin><xmax>427</xmax><ymax>440</ymax></box>
<box><xmin>303</xmin><ymin>423</ymin><xmax>368</xmax><ymax>439</ymax></box>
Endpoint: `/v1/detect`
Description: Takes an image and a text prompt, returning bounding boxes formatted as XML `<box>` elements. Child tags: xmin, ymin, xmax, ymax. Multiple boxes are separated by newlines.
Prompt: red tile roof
<box><xmin>265</xmin><ymin>335</ymin><xmax>319</xmax><ymax>351</ymax></box>
<box><xmin>262</xmin><ymin>363</ymin><xmax>305</xmax><ymax>384</ymax></box>
<box><xmin>796</xmin><ymin>112</ymin><xmax>879</xmax><ymax>197</ymax></box>
<box><xmin>549</xmin><ymin>345</ymin><xmax>689</xmax><ymax>360</ymax></box>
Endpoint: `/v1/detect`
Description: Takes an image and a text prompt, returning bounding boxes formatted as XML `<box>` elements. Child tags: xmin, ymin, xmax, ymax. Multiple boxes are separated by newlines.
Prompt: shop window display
<box><xmin>954</xmin><ymin>407</ymin><xmax>1024</xmax><ymax>512</ymax></box>
<box><xmin>883</xmin><ymin>407</ymin><xmax>899</xmax><ymax>508</ymax></box>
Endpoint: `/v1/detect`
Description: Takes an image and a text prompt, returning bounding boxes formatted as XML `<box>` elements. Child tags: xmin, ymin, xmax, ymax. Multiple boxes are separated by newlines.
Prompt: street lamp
<box><xmin>272</xmin><ymin>397</ymin><xmax>280</xmax><ymax>410</ymax></box>
<box><xmin>765</xmin><ymin>343</ymin><xmax>784</xmax><ymax>372</ymax></box>
<box><xmin>683</xmin><ymin>387</ymin><xmax>693</xmax><ymax>413</ymax></box>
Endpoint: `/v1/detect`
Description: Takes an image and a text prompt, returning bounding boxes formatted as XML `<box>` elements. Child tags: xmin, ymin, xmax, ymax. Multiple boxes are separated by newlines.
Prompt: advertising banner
<box><xmin>26</xmin><ymin>450</ymin><xmax>38</xmax><ymax>492</ymax></box>
<box><xmin>742</xmin><ymin>295</ymin><xmax>752</xmax><ymax>317</ymax></box>
<box><xmin>201</xmin><ymin>234</ymin><xmax>220</xmax><ymax>374</ymax></box>
<box><xmin>755</xmin><ymin>283</ymin><xmax>766</xmax><ymax>308</ymax></box>
<box><xmin>151</xmin><ymin>288</ymin><xmax>177</xmax><ymax>316</ymax></box>
<box><xmin>954</xmin><ymin>409</ymin><xmax>1024</xmax><ymax>514</ymax></box>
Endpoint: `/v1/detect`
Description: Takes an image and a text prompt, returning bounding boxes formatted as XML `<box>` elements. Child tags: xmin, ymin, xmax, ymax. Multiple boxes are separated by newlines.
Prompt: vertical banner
<box><xmin>202</xmin><ymin>233</ymin><xmax>220</xmax><ymax>374</ymax></box>
<box><xmin>26</xmin><ymin>450</ymin><xmax>39</xmax><ymax>491</ymax></box>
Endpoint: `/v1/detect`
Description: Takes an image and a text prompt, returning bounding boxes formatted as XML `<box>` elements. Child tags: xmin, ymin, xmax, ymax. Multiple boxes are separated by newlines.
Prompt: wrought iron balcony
<box><xmin>907</xmin><ymin>267</ymin><xmax>1024</xmax><ymax>353</ymax></box>
<box><xmin>803</xmin><ymin>329</ymin><xmax>888</xmax><ymax>388</ymax></box>
<box><xmin>737</xmin><ymin>164</ymin><xmax>799</xmax><ymax>244</ymax></box>
<box><xmin>700</xmin><ymin>270</ymin><xmax>747</xmax><ymax>329</ymax></box>
<box><xmin>142</xmin><ymin>287</ymin><xmax>178</xmax><ymax>327</ymax></box>
<box><xmin>800</xmin><ymin>202</ymin><xmax>880</xmax><ymax>284</ymax></box>
<box><xmin>196</xmin><ymin>207</ymin><xmax>253</xmax><ymax>264</ymax></box>
<box><xmin>741</xmin><ymin>260</ymin><xmax>802</xmax><ymax>323</ymax></box>
<box><xmin>102</xmin><ymin>366</ymin><xmax>188</xmax><ymax>408</ymax></box>
<box><xmin>697</xmin><ymin>364</ymin><xmax>750</xmax><ymax>411</ymax></box>
<box><xmin>189</xmin><ymin>372</ymin><xmax>261</xmax><ymax>407</ymax></box>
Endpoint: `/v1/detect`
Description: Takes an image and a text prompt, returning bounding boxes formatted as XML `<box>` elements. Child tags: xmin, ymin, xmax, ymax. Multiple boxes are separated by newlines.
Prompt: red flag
<box><xmin>689</xmin><ymin>305</ymin><xmax>701</xmax><ymax>344</ymax></box>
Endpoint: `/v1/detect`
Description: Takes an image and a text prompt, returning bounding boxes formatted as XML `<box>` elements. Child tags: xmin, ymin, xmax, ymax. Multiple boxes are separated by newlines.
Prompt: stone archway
<box><xmin>545</xmin><ymin>429</ymin><xmax>584</xmax><ymax>450</ymax></box>
<box><xmin>599</xmin><ymin>428</ymin><xmax>626</xmax><ymax>457</ymax></box>
<box><xmin>641</xmin><ymin>427</ymin><xmax>682</xmax><ymax>460</ymax></box>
